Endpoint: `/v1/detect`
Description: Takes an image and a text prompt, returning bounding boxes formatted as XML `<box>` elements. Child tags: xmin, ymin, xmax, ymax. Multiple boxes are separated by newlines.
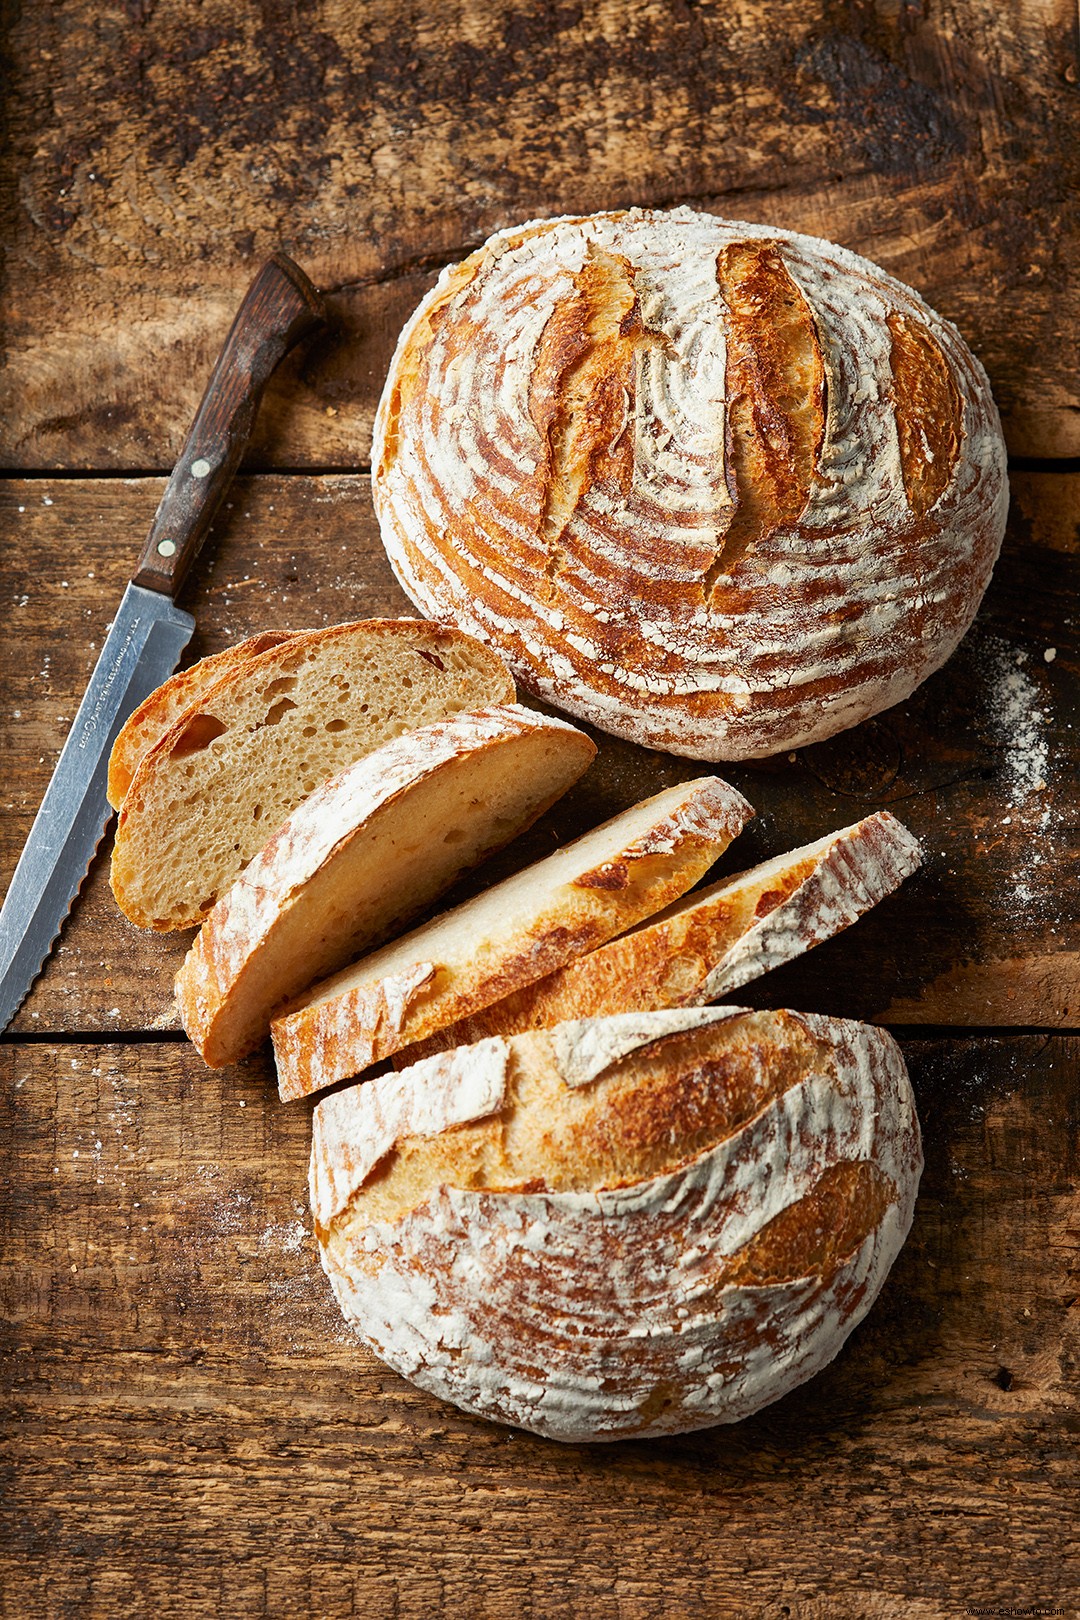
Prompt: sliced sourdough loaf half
<box><xmin>311</xmin><ymin>1005</ymin><xmax>923</xmax><ymax>1441</ymax></box>
<box><xmin>406</xmin><ymin>811</ymin><xmax>922</xmax><ymax>1058</ymax></box>
<box><xmin>175</xmin><ymin>704</ymin><xmax>595</xmax><ymax>1069</ymax></box>
<box><xmin>272</xmin><ymin>775</ymin><xmax>753</xmax><ymax>1100</ymax></box>
<box><xmin>106</xmin><ymin>632</ymin><xmax>295</xmax><ymax>810</ymax></box>
<box><xmin>111</xmin><ymin>619</ymin><xmax>516</xmax><ymax>931</ymax></box>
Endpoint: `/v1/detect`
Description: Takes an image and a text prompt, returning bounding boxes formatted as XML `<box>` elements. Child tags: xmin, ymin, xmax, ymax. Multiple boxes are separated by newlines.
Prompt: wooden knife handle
<box><xmin>133</xmin><ymin>252</ymin><xmax>326</xmax><ymax>596</ymax></box>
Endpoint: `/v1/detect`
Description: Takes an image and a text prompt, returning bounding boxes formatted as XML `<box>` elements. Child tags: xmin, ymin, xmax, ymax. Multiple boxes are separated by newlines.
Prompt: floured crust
<box><xmin>175</xmin><ymin>703</ymin><xmax>595</xmax><ymax>1068</ymax></box>
<box><xmin>271</xmin><ymin>775</ymin><xmax>753</xmax><ymax>1100</ymax></box>
<box><xmin>374</xmin><ymin>207</ymin><xmax>1008</xmax><ymax>760</ymax></box>
<box><xmin>311</xmin><ymin>1037</ymin><xmax>512</xmax><ymax>1227</ymax></box>
<box><xmin>407</xmin><ymin>810</ymin><xmax>922</xmax><ymax>1057</ymax></box>
<box><xmin>106</xmin><ymin>632</ymin><xmax>295</xmax><ymax>809</ymax></box>
<box><xmin>312</xmin><ymin>1006</ymin><xmax>923</xmax><ymax>1441</ymax></box>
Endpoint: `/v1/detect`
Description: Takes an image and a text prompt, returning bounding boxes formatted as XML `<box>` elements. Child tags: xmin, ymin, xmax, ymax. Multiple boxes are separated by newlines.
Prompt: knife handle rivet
<box><xmin>191</xmin><ymin>458</ymin><xmax>211</xmax><ymax>479</ymax></box>
<box><xmin>157</xmin><ymin>539</ymin><xmax>178</xmax><ymax>557</ymax></box>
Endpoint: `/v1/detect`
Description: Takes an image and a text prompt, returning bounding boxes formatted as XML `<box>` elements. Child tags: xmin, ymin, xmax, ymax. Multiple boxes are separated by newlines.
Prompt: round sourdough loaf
<box><xmin>373</xmin><ymin>208</ymin><xmax>1008</xmax><ymax>760</ymax></box>
<box><xmin>311</xmin><ymin>1005</ymin><xmax>922</xmax><ymax>1441</ymax></box>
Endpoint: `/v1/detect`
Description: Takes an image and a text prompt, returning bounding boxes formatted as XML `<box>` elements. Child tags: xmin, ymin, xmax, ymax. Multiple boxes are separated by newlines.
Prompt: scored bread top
<box><xmin>271</xmin><ymin>774</ymin><xmax>753</xmax><ymax>1099</ymax></box>
<box><xmin>405</xmin><ymin>810</ymin><xmax>922</xmax><ymax>1058</ymax></box>
<box><xmin>374</xmin><ymin>207</ymin><xmax>1008</xmax><ymax>760</ymax></box>
<box><xmin>313</xmin><ymin>1006</ymin><xmax>923</xmax><ymax>1441</ymax></box>
<box><xmin>175</xmin><ymin>703</ymin><xmax>595</xmax><ymax>1069</ymax></box>
<box><xmin>107</xmin><ymin>632</ymin><xmax>295</xmax><ymax>809</ymax></box>
<box><xmin>110</xmin><ymin>618</ymin><xmax>515</xmax><ymax>930</ymax></box>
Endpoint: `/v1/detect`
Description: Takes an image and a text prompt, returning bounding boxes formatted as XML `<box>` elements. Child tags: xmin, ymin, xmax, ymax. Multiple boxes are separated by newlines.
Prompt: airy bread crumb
<box><xmin>110</xmin><ymin>619</ymin><xmax>515</xmax><ymax>930</ymax></box>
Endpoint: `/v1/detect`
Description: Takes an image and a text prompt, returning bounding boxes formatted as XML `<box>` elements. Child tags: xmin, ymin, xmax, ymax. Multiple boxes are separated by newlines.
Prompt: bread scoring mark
<box><xmin>888</xmin><ymin>312</ymin><xmax>963</xmax><ymax>518</ymax></box>
<box><xmin>327</xmin><ymin>1008</ymin><xmax>825</xmax><ymax>1233</ymax></box>
<box><xmin>556</xmin><ymin>1018</ymin><xmax>821</xmax><ymax>1163</ymax></box>
<box><xmin>373</xmin><ymin>208</ymin><xmax>1007</xmax><ymax>761</ymax></box>
<box><xmin>309</xmin><ymin>1035</ymin><xmax>512</xmax><ymax>1231</ymax></box>
<box><xmin>529</xmin><ymin>246</ymin><xmax>668</xmax><ymax>595</ymax></box>
<box><xmin>706</xmin><ymin>240</ymin><xmax>827</xmax><ymax>590</ymax></box>
<box><xmin>548</xmin><ymin>1004</ymin><xmax>745</xmax><ymax>1088</ymax></box>
<box><xmin>318</xmin><ymin>1013</ymin><xmax>922</xmax><ymax>1440</ymax></box>
<box><xmin>725</xmin><ymin>1159</ymin><xmax>894</xmax><ymax>1287</ymax></box>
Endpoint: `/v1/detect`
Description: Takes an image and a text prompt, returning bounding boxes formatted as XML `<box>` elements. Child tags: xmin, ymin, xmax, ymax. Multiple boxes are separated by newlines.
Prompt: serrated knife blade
<box><xmin>0</xmin><ymin>253</ymin><xmax>326</xmax><ymax>1031</ymax></box>
<box><xmin>0</xmin><ymin>586</ymin><xmax>194</xmax><ymax>1030</ymax></box>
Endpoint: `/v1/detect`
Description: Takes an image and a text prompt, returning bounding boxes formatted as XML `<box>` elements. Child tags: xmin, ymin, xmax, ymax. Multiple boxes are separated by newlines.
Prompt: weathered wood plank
<box><xmin>1</xmin><ymin>471</ymin><xmax>1076</xmax><ymax>1036</ymax></box>
<box><xmin>2</xmin><ymin>0</ymin><xmax>1078</xmax><ymax>468</ymax></box>
<box><xmin>0</xmin><ymin>472</ymin><xmax>409</xmax><ymax>1036</ymax></box>
<box><xmin>1</xmin><ymin>1035</ymin><xmax>1077</xmax><ymax>1618</ymax></box>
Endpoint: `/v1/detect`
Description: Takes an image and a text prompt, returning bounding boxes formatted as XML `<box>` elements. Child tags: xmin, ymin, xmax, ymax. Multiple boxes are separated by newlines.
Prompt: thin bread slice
<box><xmin>176</xmin><ymin>704</ymin><xmax>596</xmax><ymax>1069</ymax></box>
<box><xmin>271</xmin><ymin>775</ymin><xmax>754</xmax><ymax>1101</ymax></box>
<box><xmin>111</xmin><ymin>619</ymin><xmax>515</xmax><ymax>930</ymax></box>
<box><xmin>106</xmin><ymin>632</ymin><xmax>296</xmax><ymax>809</ymax></box>
<box><xmin>405</xmin><ymin>811</ymin><xmax>923</xmax><ymax>1059</ymax></box>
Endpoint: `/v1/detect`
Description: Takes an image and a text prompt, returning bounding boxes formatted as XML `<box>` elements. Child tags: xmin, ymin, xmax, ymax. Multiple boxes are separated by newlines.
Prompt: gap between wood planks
<box><xmin>5</xmin><ymin>457</ymin><xmax>1080</xmax><ymax>481</ymax></box>
<box><xmin>2</xmin><ymin>466</ymin><xmax>1074</xmax><ymax>1035</ymax></box>
<box><xmin>0</xmin><ymin>1024</ymin><xmax>1068</xmax><ymax>1045</ymax></box>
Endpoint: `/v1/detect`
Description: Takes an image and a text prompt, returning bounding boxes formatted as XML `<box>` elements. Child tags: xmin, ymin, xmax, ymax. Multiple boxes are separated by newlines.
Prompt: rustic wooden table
<box><xmin>2</xmin><ymin>4</ymin><xmax>1078</xmax><ymax>1616</ymax></box>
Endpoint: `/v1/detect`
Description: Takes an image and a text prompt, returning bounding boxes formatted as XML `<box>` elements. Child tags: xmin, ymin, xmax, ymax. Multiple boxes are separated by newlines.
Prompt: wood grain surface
<box><xmin>2</xmin><ymin>0</ymin><xmax>1079</xmax><ymax>468</ymax></box>
<box><xmin>3</xmin><ymin>1</ymin><xmax>1079</xmax><ymax>1614</ymax></box>
<box><xmin>2</xmin><ymin>1034</ymin><xmax>1077</xmax><ymax>1618</ymax></box>
<box><xmin>2</xmin><ymin>471</ymin><xmax>1076</xmax><ymax>1036</ymax></box>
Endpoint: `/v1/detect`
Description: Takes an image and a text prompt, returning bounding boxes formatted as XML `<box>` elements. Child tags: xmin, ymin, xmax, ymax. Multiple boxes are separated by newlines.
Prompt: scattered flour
<box><xmin>976</xmin><ymin>635</ymin><xmax>1061</xmax><ymax>917</ymax></box>
<box><xmin>258</xmin><ymin>1219</ymin><xmax>308</xmax><ymax>1256</ymax></box>
<box><xmin>979</xmin><ymin>639</ymin><xmax>1049</xmax><ymax>803</ymax></box>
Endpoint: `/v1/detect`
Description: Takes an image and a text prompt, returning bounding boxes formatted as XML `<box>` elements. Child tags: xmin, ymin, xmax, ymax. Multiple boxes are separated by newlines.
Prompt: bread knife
<box><xmin>0</xmin><ymin>252</ymin><xmax>327</xmax><ymax>1031</ymax></box>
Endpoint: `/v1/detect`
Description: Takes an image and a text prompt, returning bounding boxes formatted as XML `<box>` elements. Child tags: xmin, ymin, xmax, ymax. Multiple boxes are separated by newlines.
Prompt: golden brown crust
<box><xmin>175</xmin><ymin>705</ymin><xmax>594</xmax><ymax>1069</ymax></box>
<box><xmin>337</xmin><ymin>1010</ymin><xmax>822</xmax><ymax>1231</ymax></box>
<box><xmin>403</xmin><ymin>812</ymin><xmax>922</xmax><ymax>1061</ymax></box>
<box><xmin>726</xmin><ymin>1159</ymin><xmax>893</xmax><ymax>1289</ymax></box>
<box><xmin>374</xmin><ymin>208</ymin><xmax>1008</xmax><ymax>761</ymax></box>
<box><xmin>272</xmin><ymin>777</ymin><xmax>753</xmax><ymax>1099</ymax></box>
<box><xmin>710</xmin><ymin>239</ymin><xmax>826</xmax><ymax>582</ymax></box>
<box><xmin>530</xmin><ymin>246</ymin><xmax>663</xmax><ymax>586</ymax></box>
<box><xmin>888</xmin><ymin>311</ymin><xmax>963</xmax><ymax>519</ymax></box>
<box><xmin>313</xmin><ymin>1006</ymin><xmax>923</xmax><ymax>1441</ymax></box>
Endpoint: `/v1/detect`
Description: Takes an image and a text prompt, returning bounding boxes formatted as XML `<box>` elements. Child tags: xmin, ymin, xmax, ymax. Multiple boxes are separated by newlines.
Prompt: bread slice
<box><xmin>272</xmin><ymin>775</ymin><xmax>754</xmax><ymax>1100</ymax></box>
<box><xmin>106</xmin><ymin>632</ymin><xmax>295</xmax><ymax>809</ymax></box>
<box><xmin>111</xmin><ymin>619</ymin><xmax>516</xmax><ymax>930</ymax></box>
<box><xmin>406</xmin><ymin>811</ymin><xmax>922</xmax><ymax>1057</ymax></box>
<box><xmin>175</xmin><ymin>704</ymin><xmax>596</xmax><ymax>1069</ymax></box>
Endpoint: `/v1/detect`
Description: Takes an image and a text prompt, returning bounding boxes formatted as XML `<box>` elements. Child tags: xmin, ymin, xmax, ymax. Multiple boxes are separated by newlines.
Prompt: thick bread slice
<box><xmin>406</xmin><ymin>811</ymin><xmax>922</xmax><ymax>1057</ymax></box>
<box><xmin>311</xmin><ymin>1006</ymin><xmax>922</xmax><ymax>1441</ymax></box>
<box><xmin>175</xmin><ymin>704</ymin><xmax>595</xmax><ymax>1069</ymax></box>
<box><xmin>106</xmin><ymin>632</ymin><xmax>295</xmax><ymax>809</ymax></box>
<box><xmin>111</xmin><ymin>619</ymin><xmax>515</xmax><ymax>930</ymax></box>
<box><xmin>272</xmin><ymin>775</ymin><xmax>753</xmax><ymax>1100</ymax></box>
